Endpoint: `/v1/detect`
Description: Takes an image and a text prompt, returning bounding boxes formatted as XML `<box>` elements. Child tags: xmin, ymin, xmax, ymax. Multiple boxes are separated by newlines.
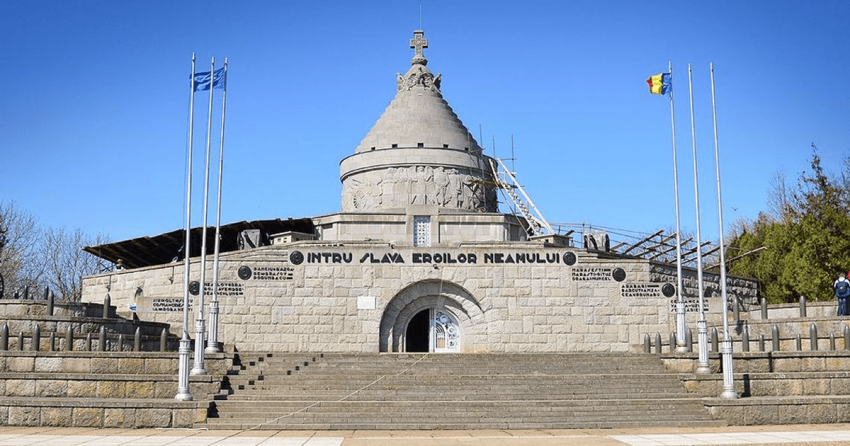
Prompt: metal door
<box><xmin>432</xmin><ymin>309</ymin><xmax>459</xmax><ymax>352</ymax></box>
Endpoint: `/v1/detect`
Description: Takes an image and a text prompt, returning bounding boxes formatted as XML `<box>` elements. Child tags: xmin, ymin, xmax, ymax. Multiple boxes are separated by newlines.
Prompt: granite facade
<box><xmin>81</xmin><ymin>241</ymin><xmax>758</xmax><ymax>353</ymax></box>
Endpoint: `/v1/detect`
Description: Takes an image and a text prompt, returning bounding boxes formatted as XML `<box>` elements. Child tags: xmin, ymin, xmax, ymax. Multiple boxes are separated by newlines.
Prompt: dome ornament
<box><xmin>397</xmin><ymin>67</ymin><xmax>441</xmax><ymax>92</ymax></box>
<box><xmin>397</xmin><ymin>30</ymin><xmax>440</xmax><ymax>92</ymax></box>
<box><xmin>410</xmin><ymin>30</ymin><xmax>428</xmax><ymax>65</ymax></box>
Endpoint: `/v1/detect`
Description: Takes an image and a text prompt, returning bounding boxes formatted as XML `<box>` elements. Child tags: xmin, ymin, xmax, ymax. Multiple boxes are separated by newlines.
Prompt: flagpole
<box><xmin>191</xmin><ymin>57</ymin><xmax>215</xmax><ymax>376</ymax></box>
<box><xmin>690</xmin><ymin>64</ymin><xmax>711</xmax><ymax>375</ymax></box>
<box><xmin>206</xmin><ymin>58</ymin><xmax>227</xmax><ymax>354</ymax></box>
<box><xmin>711</xmin><ymin>63</ymin><xmax>738</xmax><ymax>399</ymax></box>
<box><xmin>668</xmin><ymin>61</ymin><xmax>687</xmax><ymax>353</ymax></box>
<box><xmin>175</xmin><ymin>54</ymin><xmax>196</xmax><ymax>401</ymax></box>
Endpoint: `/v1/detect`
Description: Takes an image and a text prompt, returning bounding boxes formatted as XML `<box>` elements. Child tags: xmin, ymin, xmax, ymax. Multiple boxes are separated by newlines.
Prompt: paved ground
<box><xmin>2</xmin><ymin>425</ymin><xmax>850</xmax><ymax>446</ymax></box>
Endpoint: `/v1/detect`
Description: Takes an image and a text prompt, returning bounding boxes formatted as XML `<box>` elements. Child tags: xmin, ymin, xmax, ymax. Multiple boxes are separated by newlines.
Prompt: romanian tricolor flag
<box><xmin>646</xmin><ymin>73</ymin><xmax>671</xmax><ymax>95</ymax></box>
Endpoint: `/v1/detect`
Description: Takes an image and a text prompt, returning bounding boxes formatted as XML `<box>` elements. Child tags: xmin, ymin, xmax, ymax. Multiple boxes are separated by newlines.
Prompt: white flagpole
<box><xmin>206</xmin><ymin>58</ymin><xmax>227</xmax><ymax>354</ymax></box>
<box><xmin>712</xmin><ymin>63</ymin><xmax>739</xmax><ymax>399</ymax></box>
<box><xmin>668</xmin><ymin>61</ymin><xmax>687</xmax><ymax>353</ymax></box>
<box><xmin>175</xmin><ymin>54</ymin><xmax>196</xmax><ymax>401</ymax></box>
<box><xmin>689</xmin><ymin>64</ymin><xmax>711</xmax><ymax>375</ymax></box>
<box><xmin>191</xmin><ymin>57</ymin><xmax>215</xmax><ymax>375</ymax></box>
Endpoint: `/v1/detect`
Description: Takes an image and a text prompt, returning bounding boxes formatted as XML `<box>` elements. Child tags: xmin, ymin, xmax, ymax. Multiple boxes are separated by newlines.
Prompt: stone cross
<box><xmin>410</xmin><ymin>30</ymin><xmax>428</xmax><ymax>64</ymax></box>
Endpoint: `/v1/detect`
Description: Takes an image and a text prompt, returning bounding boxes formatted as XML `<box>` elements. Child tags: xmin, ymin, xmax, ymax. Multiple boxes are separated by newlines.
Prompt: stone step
<box><xmin>246</xmin><ymin>359</ymin><xmax>665</xmax><ymax>368</ymax></box>
<box><xmin>202</xmin><ymin>398</ymin><xmax>722</xmax><ymax>430</ymax></box>
<box><xmin>221</xmin><ymin>392</ymin><xmax>691</xmax><ymax>401</ymax></box>
<box><xmin>226</xmin><ymin>376</ymin><xmax>684</xmax><ymax>385</ymax></box>
<box><xmin>225</xmin><ymin>383</ymin><xmax>687</xmax><ymax>393</ymax></box>
<box><xmin>208</xmin><ymin>401</ymin><xmax>710</xmax><ymax>415</ymax></box>
<box><xmin>228</xmin><ymin>375</ymin><xmax>683</xmax><ymax>384</ymax></box>
<box><xmin>234</xmin><ymin>353</ymin><xmax>664</xmax><ymax>363</ymax></box>
<box><xmin>205</xmin><ymin>414</ymin><xmax>715</xmax><ymax>427</ymax></box>
<box><xmin>205</xmin><ymin>352</ymin><xmax>718</xmax><ymax>430</ymax></box>
<box><xmin>199</xmin><ymin>420</ymin><xmax>725</xmax><ymax>430</ymax></box>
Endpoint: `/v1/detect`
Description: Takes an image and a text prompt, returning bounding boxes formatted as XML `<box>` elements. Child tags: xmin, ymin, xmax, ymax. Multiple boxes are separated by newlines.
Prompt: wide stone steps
<box><xmin>208</xmin><ymin>400</ymin><xmax>711</xmax><ymax>416</ymax></box>
<box><xmin>224</xmin><ymin>380</ymin><xmax>690</xmax><ymax>400</ymax></box>
<box><xmin>205</xmin><ymin>401</ymin><xmax>718</xmax><ymax>430</ymax></box>
<box><xmin>202</xmin><ymin>353</ymin><xmax>721</xmax><ymax>430</ymax></box>
<box><xmin>204</xmin><ymin>411</ymin><xmax>718</xmax><ymax>430</ymax></box>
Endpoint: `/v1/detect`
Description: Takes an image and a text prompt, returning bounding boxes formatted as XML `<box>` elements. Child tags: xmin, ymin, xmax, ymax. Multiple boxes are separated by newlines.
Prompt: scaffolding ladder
<box><xmin>489</xmin><ymin>157</ymin><xmax>554</xmax><ymax>237</ymax></box>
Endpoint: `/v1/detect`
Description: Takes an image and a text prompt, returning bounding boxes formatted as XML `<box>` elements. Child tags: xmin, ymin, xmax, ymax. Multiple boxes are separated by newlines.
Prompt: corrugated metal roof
<box><xmin>83</xmin><ymin>218</ymin><xmax>314</xmax><ymax>269</ymax></box>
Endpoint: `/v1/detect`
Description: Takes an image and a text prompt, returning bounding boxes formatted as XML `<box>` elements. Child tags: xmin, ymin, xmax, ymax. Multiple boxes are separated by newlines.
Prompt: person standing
<box><xmin>834</xmin><ymin>274</ymin><xmax>850</xmax><ymax>316</ymax></box>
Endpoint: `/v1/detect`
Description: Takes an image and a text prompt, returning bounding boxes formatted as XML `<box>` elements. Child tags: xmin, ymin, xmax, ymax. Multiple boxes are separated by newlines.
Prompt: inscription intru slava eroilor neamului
<box><xmin>287</xmin><ymin>250</ymin><xmax>579</xmax><ymax>266</ymax></box>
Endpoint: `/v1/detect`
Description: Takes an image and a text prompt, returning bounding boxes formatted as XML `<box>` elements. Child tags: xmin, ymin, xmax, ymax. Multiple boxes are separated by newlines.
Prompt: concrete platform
<box><xmin>2</xmin><ymin>424</ymin><xmax>850</xmax><ymax>445</ymax></box>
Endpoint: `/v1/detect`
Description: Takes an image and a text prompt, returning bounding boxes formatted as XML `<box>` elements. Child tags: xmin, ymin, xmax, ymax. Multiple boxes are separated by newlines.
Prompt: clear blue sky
<box><xmin>1</xmin><ymin>0</ymin><xmax>848</xmax><ymax>247</ymax></box>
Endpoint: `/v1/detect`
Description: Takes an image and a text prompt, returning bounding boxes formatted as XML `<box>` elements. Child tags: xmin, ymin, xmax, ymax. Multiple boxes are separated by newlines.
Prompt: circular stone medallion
<box><xmin>612</xmin><ymin>268</ymin><xmax>627</xmax><ymax>282</ymax></box>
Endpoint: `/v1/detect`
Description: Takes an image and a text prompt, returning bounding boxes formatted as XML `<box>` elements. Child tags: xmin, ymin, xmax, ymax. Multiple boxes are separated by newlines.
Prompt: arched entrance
<box><xmin>379</xmin><ymin>279</ymin><xmax>486</xmax><ymax>353</ymax></box>
<box><xmin>404</xmin><ymin>307</ymin><xmax>461</xmax><ymax>353</ymax></box>
<box><xmin>405</xmin><ymin>309</ymin><xmax>430</xmax><ymax>352</ymax></box>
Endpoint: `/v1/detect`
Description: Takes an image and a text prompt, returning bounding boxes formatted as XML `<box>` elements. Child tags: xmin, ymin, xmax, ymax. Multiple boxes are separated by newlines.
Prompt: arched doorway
<box><xmin>404</xmin><ymin>307</ymin><xmax>461</xmax><ymax>353</ymax></box>
<box><xmin>379</xmin><ymin>279</ymin><xmax>485</xmax><ymax>353</ymax></box>
<box><xmin>405</xmin><ymin>309</ymin><xmax>430</xmax><ymax>352</ymax></box>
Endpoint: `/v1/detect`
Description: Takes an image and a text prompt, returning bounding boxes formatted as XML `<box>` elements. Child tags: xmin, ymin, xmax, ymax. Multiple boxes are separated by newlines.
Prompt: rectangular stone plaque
<box><xmin>357</xmin><ymin>296</ymin><xmax>377</xmax><ymax>310</ymax></box>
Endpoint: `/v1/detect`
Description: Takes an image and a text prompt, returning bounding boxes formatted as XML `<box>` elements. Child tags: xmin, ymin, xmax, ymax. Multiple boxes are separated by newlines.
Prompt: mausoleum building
<box><xmin>81</xmin><ymin>31</ymin><xmax>758</xmax><ymax>354</ymax></box>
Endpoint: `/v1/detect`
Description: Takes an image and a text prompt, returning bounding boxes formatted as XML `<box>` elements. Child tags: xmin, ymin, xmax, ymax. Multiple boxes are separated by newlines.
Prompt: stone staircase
<box><xmin>201</xmin><ymin>352</ymin><xmax>723</xmax><ymax>430</ymax></box>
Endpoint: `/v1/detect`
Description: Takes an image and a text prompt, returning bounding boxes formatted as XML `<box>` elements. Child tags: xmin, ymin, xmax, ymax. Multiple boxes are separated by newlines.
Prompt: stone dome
<box><xmin>339</xmin><ymin>30</ymin><xmax>496</xmax><ymax>213</ymax></box>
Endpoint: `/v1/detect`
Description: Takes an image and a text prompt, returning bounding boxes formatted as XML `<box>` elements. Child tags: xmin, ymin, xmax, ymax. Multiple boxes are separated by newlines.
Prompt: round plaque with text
<box><xmin>290</xmin><ymin>250</ymin><xmax>304</xmax><ymax>265</ymax></box>
<box><xmin>611</xmin><ymin>268</ymin><xmax>626</xmax><ymax>282</ymax></box>
<box><xmin>238</xmin><ymin>266</ymin><xmax>252</xmax><ymax>280</ymax></box>
<box><xmin>189</xmin><ymin>281</ymin><xmax>200</xmax><ymax>296</ymax></box>
<box><xmin>662</xmin><ymin>283</ymin><xmax>676</xmax><ymax>297</ymax></box>
<box><xmin>563</xmin><ymin>252</ymin><xmax>577</xmax><ymax>266</ymax></box>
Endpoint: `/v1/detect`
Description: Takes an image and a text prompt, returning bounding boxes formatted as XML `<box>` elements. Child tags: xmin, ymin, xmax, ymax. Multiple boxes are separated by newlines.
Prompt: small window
<box><xmin>413</xmin><ymin>216</ymin><xmax>431</xmax><ymax>247</ymax></box>
<box><xmin>443</xmin><ymin>144</ymin><xmax>449</xmax><ymax>148</ymax></box>
<box><xmin>391</xmin><ymin>144</ymin><xmax>398</xmax><ymax>148</ymax></box>
<box><xmin>417</xmin><ymin>143</ymin><xmax>424</xmax><ymax>148</ymax></box>
<box><xmin>371</xmin><ymin>147</ymin><xmax>375</xmax><ymax>151</ymax></box>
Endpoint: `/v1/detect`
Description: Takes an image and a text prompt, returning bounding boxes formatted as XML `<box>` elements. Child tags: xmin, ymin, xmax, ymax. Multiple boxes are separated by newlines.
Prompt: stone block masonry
<box><xmin>0</xmin><ymin>350</ymin><xmax>228</xmax><ymax>428</ymax></box>
<box><xmin>81</xmin><ymin>242</ymin><xmax>757</xmax><ymax>353</ymax></box>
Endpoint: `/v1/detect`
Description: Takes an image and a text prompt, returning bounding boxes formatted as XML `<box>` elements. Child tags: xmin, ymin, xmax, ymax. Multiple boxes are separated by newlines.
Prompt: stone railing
<box><xmin>0</xmin><ymin>323</ymin><xmax>174</xmax><ymax>352</ymax></box>
<box><xmin>0</xmin><ymin>296</ymin><xmax>177</xmax><ymax>352</ymax></box>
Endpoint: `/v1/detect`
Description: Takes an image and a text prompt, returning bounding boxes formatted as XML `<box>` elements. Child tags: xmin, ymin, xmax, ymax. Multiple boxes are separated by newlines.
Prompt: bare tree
<box><xmin>766</xmin><ymin>170</ymin><xmax>793</xmax><ymax>223</ymax></box>
<box><xmin>40</xmin><ymin>227</ymin><xmax>110</xmax><ymax>301</ymax></box>
<box><xmin>0</xmin><ymin>201</ymin><xmax>110</xmax><ymax>301</ymax></box>
<box><xmin>0</xmin><ymin>201</ymin><xmax>44</xmax><ymax>297</ymax></box>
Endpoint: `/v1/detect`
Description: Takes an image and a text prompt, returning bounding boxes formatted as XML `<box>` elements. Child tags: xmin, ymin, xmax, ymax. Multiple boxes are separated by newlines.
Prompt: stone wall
<box><xmin>312</xmin><ymin>210</ymin><xmax>529</xmax><ymax>245</ymax></box>
<box><xmin>80</xmin><ymin>241</ymin><xmax>759</xmax><ymax>353</ymax></box>
<box><xmin>0</xmin><ymin>301</ymin><xmax>174</xmax><ymax>352</ymax></box>
<box><xmin>662</xmin><ymin>351</ymin><xmax>850</xmax><ymax>426</ymax></box>
<box><xmin>0</xmin><ymin>351</ymin><xmax>227</xmax><ymax>428</ymax></box>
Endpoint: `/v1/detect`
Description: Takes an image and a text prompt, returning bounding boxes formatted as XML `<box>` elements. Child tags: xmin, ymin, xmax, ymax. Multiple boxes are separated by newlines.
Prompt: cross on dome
<box><xmin>410</xmin><ymin>30</ymin><xmax>428</xmax><ymax>65</ymax></box>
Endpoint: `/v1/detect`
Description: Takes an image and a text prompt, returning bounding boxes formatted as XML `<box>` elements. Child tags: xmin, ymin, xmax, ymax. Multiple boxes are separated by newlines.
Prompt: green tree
<box><xmin>727</xmin><ymin>149</ymin><xmax>850</xmax><ymax>303</ymax></box>
<box><xmin>728</xmin><ymin>212</ymin><xmax>793</xmax><ymax>303</ymax></box>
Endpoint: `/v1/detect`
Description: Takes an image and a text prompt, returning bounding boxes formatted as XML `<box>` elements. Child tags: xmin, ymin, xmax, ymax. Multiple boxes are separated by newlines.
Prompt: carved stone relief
<box><xmin>397</xmin><ymin>67</ymin><xmax>441</xmax><ymax>92</ymax></box>
<box><xmin>342</xmin><ymin>166</ymin><xmax>497</xmax><ymax>213</ymax></box>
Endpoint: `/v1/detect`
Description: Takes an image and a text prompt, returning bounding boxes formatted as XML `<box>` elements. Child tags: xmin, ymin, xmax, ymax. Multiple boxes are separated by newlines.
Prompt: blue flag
<box><xmin>193</xmin><ymin>67</ymin><xmax>225</xmax><ymax>91</ymax></box>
